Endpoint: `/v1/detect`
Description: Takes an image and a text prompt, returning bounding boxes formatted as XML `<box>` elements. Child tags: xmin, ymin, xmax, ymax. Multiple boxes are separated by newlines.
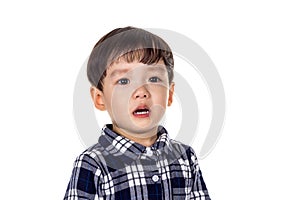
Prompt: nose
<box><xmin>133</xmin><ymin>85</ymin><xmax>150</xmax><ymax>99</ymax></box>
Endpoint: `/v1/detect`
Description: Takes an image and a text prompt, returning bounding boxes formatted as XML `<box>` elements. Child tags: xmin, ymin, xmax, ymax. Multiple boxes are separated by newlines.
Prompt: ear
<box><xmin>90</xmin><ymin>86</ymin><xmax>106</xmax><ymax>111</ymax></box>
<box><xmin>167</xmin><ymin>82</ymin><xmax>175</xmax><ymax>106</ymax></box>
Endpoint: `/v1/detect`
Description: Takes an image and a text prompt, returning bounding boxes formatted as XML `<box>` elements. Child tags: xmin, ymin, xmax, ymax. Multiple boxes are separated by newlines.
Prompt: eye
<box><xmin>149</xmin><ymin>77</ymin><xmax>161</xmax><ymax>83</ymax></box>
<box><xmin>117</xmin><ymin>78</ymin><xmax>130</xmax><ymax>85</ymax></box>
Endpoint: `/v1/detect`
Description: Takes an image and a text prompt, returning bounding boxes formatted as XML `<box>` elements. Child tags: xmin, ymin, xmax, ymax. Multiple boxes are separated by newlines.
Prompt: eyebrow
<box><xmin>147</xmin><ymin>66</ymin><xmax>167</xmax><ymax>74</ymax></box>
<box><xmin>109</xmin><ymin>65</ymin><xmax>167</xmax><ymax>78</ymax></box>
<box><xmin>109</xmin><ymin>69</ymin><xmax>130</xmax><ymax>78</ymax></box>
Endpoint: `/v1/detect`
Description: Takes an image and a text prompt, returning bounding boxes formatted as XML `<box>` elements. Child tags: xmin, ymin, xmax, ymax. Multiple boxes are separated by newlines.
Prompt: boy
<box><xmin>64</xmin><ymin>26</ymin><xmax>211</xmax><ymax>199</ymax></box>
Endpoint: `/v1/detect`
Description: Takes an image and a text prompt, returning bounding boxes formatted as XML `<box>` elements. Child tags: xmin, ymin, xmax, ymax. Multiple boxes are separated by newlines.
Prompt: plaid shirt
<box><xmin>64</xmin><ymin>124</ymin><xmax>211</xmax><ymax>200</ymax></box>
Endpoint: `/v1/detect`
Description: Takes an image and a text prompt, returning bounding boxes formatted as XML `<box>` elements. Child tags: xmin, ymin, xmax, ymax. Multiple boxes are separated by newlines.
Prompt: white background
<box><xmin>1</xmin><ymin>0</ymin><xmax>299</xmax><ymax>199</ymax></box>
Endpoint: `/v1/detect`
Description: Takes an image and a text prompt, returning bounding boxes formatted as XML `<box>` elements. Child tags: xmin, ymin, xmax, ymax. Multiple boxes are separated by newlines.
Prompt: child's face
<box><xmin>92</xmin><ymin>59</ymin><xmax>174</xmax><ymax>136</ymax></box>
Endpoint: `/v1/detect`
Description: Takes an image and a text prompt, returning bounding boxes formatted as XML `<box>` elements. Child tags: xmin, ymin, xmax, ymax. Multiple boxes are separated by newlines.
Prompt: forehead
<box><xmin>107</xmin><ymin>59</ymin><xmax>167</xmax><ymax>77</ymax></box>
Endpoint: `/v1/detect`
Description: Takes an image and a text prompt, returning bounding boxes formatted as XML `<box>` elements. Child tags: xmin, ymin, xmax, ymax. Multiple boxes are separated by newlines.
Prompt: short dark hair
<box><xmin>87</xmin><ymin>26</ymin><xmax>174</xmax><ymax>91</ymax></box>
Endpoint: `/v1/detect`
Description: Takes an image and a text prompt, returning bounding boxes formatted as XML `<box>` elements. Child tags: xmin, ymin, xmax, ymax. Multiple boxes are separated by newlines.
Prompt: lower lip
<box><xmin>132</xmin><ymin>112</ymin><xmax>150</xmax><ymax>118</ymax></box>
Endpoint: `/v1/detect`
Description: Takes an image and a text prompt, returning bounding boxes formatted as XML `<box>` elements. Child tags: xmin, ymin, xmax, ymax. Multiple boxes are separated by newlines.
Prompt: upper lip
<box><xmin>132</xmin><ymin>104</ymin><xmax>150</xmax><ymax>114</ymax></box>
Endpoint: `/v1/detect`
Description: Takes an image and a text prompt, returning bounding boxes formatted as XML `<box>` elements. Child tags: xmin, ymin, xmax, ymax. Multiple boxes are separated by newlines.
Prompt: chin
<box><xmin>131</xmin><ymin>118</ymin><xmax>162</xmax><ymax>131</ymax></box>
<box><xmin>130</xmin><ymin>123</ymin><xmax>157</xmax><ymax>132</ymax></box>
<box><xmin>119</xmin><ymin>122</ymin><xmax>159</xmax><ymax>135</ymax></box>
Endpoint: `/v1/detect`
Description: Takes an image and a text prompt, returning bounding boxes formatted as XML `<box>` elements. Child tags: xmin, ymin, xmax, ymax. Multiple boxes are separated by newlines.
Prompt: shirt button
<box><xmin>152</xmin><ymin>175</ymin><xmax>159</xmax><ymax>182</ymax></box>
<box><xmin>146</xmin><ymin>149</ymin><xmax>153</xmax><ymax>156</ymax></box>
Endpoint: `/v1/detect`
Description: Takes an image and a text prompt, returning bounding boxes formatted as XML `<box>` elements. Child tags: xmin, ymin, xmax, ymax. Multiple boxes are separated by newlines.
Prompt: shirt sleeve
<box><xmin>64</xmin><ymin>153</ymin><xmax>101</xmax><ymax>200</ymax></box>
<box><xmin>189</xmin><ymin>147</ymin><xmax>211</xmax><ymax>200</ymax></box>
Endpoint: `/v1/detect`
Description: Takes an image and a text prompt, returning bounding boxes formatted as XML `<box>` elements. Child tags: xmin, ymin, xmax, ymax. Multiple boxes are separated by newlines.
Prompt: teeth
<box><xmin>135</xmin><ymin>111</ymin><xmax>149</xmax><ymax>115</ymax></box>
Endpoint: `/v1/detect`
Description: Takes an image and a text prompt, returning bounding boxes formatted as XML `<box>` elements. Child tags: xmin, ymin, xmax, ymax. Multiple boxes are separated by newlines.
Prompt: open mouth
<box><xmin>132</xmin><ymin>106</ymin><xmax>150</xmax><ymax>118</ymax></box>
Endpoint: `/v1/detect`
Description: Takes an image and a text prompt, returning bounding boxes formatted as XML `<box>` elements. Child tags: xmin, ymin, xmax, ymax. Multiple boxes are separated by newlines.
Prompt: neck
<box><xmin>112</xmin><ymin>125</ymin><xmax>158</xmax><ymax>147</ymax></box>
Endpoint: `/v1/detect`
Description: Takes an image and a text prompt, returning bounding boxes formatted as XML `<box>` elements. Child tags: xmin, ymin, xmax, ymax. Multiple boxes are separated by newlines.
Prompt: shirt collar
<box><xmin>98</xmin><ymin>124</ymin><xmax>171</xmax><ymax>164</ymax></box>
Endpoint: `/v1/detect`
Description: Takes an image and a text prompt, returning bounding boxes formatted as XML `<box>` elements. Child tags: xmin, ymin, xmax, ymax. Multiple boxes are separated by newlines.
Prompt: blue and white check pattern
<box><xmin>64</xmin><ymin>124</ymin><xmax>211</xmax><ymax>199</ymax></box>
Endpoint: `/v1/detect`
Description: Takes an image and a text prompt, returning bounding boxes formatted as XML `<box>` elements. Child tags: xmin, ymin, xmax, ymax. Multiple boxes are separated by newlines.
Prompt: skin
<box><xmin>90</xmin><ymin>59</ymin><xmax>175</xmax><ymax>147</ymax></box>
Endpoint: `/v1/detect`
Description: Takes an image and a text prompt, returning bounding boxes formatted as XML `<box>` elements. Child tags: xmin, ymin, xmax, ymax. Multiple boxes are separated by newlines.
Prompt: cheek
<box><xmin>111</xmin><ymin>98</ymin><xmax>127</xmax><ymax>110</ymax></box>
<box><xmin>109</xmin><ymin>87</ymin><xmax>132</xmax><ymax>114</ymax></box>
<box><xmin>150</xmin><ymin>87</ymin><xmax>169</xmax><ymax>107</ymax></box>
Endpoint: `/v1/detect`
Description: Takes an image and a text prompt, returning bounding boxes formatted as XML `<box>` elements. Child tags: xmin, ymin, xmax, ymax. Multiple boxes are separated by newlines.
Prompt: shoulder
<box><xmin>168</xmin><ymin>139</ymin><xmax>199</xmax><ymax>163</ymax></box>
<box><xmin>169</xmin><ymin>138</ymin><xmax>197</xmax><ymax>155</ymax></box>
<box><xmin>73</xmin><ymin>143</ymin><xmax>107</xmax><ymax>170</ymax></box>
<box><xmin>168</xmin><ymin>139</ymin><xmax>202</xmax><ymax>174</ymax></box>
